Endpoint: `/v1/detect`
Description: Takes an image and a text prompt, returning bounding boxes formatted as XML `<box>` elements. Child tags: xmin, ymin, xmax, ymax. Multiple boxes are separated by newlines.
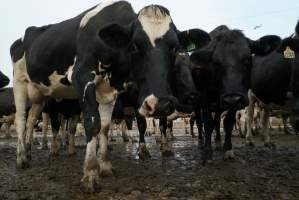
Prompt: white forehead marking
<box><xmin>138</xmin><ymin>7</ymin><xmax>172</xmax><ymax>47</ymax></box>
<box><xmin>80</xmin><ymin>0</ymin><xmax>117</xmax><ymax>28</ymax></box>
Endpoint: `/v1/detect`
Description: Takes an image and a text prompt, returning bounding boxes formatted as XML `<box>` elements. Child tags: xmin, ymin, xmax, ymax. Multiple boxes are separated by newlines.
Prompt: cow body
<box><xmin>246</xmin><ymin>22</ymin><xmax>299</xmax><ymax>146</ymax></box>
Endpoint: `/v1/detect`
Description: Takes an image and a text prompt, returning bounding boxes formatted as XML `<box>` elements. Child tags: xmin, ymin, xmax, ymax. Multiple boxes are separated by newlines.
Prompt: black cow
<box><xmin>11</xmin><ymin>1</ymin><xmax>209</xmax><ymax>192</ymax></box>
<box><xmin>0</xmin><ymin>71</ymin><xmax>10</xmax><ymax>88</ymax></box>
<box><xmin>0</xmin><ymin>88</ymin><xmax>15</xmax><ymax>138</ymax></box>
<box><xmin>190</xmin><ymin>25</ymin><xmax>281</xmax><ymax>163</ymax></box>
<box><xmin>246</xmin><ymin>21</ymin><xmax>299</xmax><ymax>146</ymax></box>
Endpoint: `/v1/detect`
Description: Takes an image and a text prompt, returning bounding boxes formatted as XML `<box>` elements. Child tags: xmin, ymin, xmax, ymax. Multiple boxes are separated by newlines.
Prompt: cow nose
<box><xmin>139</xmin><ymin>94</ymin><xmax>158</xmax><ymax>116</ymax></box>
<box><xmin>153</xmin><ymin>97</ymin><xmax>176</xmax><ymax>117</ymax></box>
<box><xmin>221</xmin><ymin>94</ymin><xmax>246</xmax><ymax>109</ymax></box>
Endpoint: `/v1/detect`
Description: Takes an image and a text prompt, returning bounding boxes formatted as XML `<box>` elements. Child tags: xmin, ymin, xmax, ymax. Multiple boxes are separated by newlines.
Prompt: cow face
<box><xmin>171</xmin><ymin>51</ymin><xmax>198</xmax><ymax>106</ymax></box>
<box><xmin>98</xmin><ymin>5</ymin><xmax>210</xmax><ymax>117</ymax></box>
<box><xmin>190</xmin><ymin>25</ymin><xmax>281</xmax><ymax>111</ymax></box>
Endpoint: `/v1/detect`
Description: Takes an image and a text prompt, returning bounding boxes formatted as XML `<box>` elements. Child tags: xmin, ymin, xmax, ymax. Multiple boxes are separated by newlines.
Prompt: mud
<box><xmin>1</xmin><ymin>127</ymin><xmax>299</xmax><ymax>200</ymax></box>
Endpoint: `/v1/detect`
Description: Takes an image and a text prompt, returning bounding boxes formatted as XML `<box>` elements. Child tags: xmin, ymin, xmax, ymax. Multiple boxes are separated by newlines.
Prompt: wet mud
<box><xmin>1</xmin><ymin>127</ymin><xmax>299</xmax><ymax>200</ymax></box>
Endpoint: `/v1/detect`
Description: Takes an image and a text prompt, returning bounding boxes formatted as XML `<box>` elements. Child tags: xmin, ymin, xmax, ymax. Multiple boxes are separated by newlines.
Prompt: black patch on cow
<box><xmin>10</xmin><ymin>38</ymin><xmax>24</xmax><ymax>63</ymax></box>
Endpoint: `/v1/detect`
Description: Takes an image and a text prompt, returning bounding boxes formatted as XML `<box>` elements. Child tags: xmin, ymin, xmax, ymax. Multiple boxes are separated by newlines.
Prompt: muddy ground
<box><xmin>1</xmin><ymin>125</ymin><xmax>299</xmax><ymax>200</ymax></box>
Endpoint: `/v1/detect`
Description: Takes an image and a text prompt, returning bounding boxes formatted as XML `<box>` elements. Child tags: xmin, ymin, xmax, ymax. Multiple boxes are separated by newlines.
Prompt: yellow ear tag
<box><xmin>284</xmin><ymin>46</ymin><xmax>295</xmax><ymax>59</ymax></box>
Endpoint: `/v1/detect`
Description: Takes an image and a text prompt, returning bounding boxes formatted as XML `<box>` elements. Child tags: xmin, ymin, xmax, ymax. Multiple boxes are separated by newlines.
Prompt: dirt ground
<box><xmin>1</xmin><ymin>125</ymin><xmax>299</xmax><ymax>200</ymax></box>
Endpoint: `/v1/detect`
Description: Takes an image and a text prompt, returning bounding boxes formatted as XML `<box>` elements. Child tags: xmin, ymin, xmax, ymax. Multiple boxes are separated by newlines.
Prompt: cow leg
<box><xmin>136</xmin><ymin>113</ymin><xmax>150</xmax><ymax>159</ymax></box>
<box><xmin>68</xmin><ymin>115</ymin><xmax>79</xmax><ymax>156</ymax></box>
<box><xmin>201</xmin><ymin>109</ymin><xmax>214</xmax><ymax>163</ymax></box>
<box><xmin>121</xmin><ymin>120</ymin><xmax>129</xmax><ymax>142</ymax></box>
<box><xmin>190</xmin><ymin>116</ymin><xmax>195</xmax><ymax>137</ymax></box>
<box><xmin>160</xmin><ymin>118</ymin><xmax>173</xmax><ymax>156</ymax></box>
<box><xmin>14</xmin><ymin>61</ymin><xmax>30</xmax><ymax>168</ymax></box>
<box><xmin>24</xmin><ymin>103</ymin><xmax>44</xmax><ymax>161</ymax></box>
<box><xmin>223</xmin><ymin>110</ymin><xmax>236</xmax><ymax>160</ymax></box>
<box><xmin>261</xmin><ymin>106</ymin><xmax>275</xmax><ymax>148</ymax></box>
<box><xmin>41</xmin><ymin>113</ymin><xmax>49</xmax><ymax>150</ymax></box>
<box><xmin>214</xmin><ymin>112</ymin><xmax>222</xmax><ymax>150</ymax></box>
<box><xmin>184</xmin><ymin>118</ymin><xmax>189</xmax><ymax>134</ymax></box>
<box><xmin>194</xmin><ymin>108</ymin><xmax>204</xmax><ymax>147</ymax></box>
<box><xmin>245</xmin><ymin>90</ymin><xmax>256</xmax><ymax>147</ymax></box>
<box><xmin>3</xmin><ymin>123</ymin><xmax>12</xmax><ymax>139</ymax></box>
<box><xmin>49</xmin><ymin>111</ymin><xmax>61</xmax><ymax>156</ymax></box>
<box><xmin>282</xmin><ymin>114</ymin><xmax>291</xmax><ymax>135</ymax></box>
<box><xmin>167</xmin><ymin>120</ymin><xmax>175</xmax><ymax>140</ymax></box>
<box><xmin>58</xmin><ymin>117</ymin><xmax>68</xmax><ymax>149</ymax></box>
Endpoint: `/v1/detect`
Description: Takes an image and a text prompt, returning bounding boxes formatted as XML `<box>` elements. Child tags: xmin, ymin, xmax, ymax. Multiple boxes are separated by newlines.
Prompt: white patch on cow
<box><xmin>138</xmin><ymin>6</ymin><xmax>172</xmax><ymax>47</ymax></box>
<box><xmin>95</xmin><ymin>75</ymin><xmax>118</xmax><ymax>104</ymax></box>
<box><xmin>82</xmin><ymin>136</ymin><xmax>99</xmax><ymax>189</ymax></box>
<box><xmin>98</xmin><ymin>101</ymin><xmax>115</xmax><ymax>176</ymax></box>
<box><xmin>80</xmin><ymin>0</ymin><xmax>117</xmax><ymax>28</ymax></box>
<box><xmin>82</xmin><ymin>71</ymin><xmax>97</xmax><ymax>102</ymax></box>
<box><xmin>66</xmin><ymin>57</ymin><xmax>76</xmax><ymax>83</ymax></box>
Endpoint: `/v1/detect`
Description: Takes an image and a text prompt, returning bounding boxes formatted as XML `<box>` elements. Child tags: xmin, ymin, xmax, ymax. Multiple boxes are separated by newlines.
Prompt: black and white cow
<box><xmin>41</xmin><ymin>99</ymin><xmax>81</xmax><ymax>155</ymax></box>
<box><xmin>0</xmin><ymin>71</ymin><xmax>10</xmax><ymax>88</ymax></box>
<box><xmin>11</xmin><ymin>1</ymin><xmax>209</xmax><ymax>192</ymax></box>
<box><xmin>246</xmin><ymin>21</ymin><xmax>299</xmax><ymax>147</ymax></box>
<box><xmin>190</xmin><ymin>25</ymin><xmax>281</xmax><ymax>162</ymax></box>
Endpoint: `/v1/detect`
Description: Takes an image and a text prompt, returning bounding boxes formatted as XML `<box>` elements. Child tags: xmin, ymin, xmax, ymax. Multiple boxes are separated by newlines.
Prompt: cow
<box><xmin>0</xmin><ymin>71</ymin><xmax>10</xmax><ymax>88</ymax></box>
<box><xmin>190</xmin><ymin>25</ymin><xmax>281</xmax><ymax>163</ymax></box>
<box><xmin>246</xmin><ymin>21</ymin><xmax>299</xmax><ymax>147</ymax></box>
<box><xmin>0</xmin><ymin>88</ymin><xmax>16</xmax><ymax>138</ymax></box>
<box><xmin>11</xmin><ymin>1</ymin><xmax>209</xmax><ymax>192</ymax></box>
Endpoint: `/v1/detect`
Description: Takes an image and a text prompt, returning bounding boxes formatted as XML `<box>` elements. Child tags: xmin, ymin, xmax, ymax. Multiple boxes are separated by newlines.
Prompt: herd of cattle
<box><xmin>0</xmin><ymin>0</ymin><xmax>298</xmax><ymax>192</ymax></box>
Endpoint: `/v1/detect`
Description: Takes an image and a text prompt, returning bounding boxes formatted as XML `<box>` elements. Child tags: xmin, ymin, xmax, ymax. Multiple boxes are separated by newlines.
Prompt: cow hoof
<box><xmin>99</xmin><ymin>160</ymin><xmax>114</xmax><ymax>177</ymax></box>
<box><xmin>17</xmin><ymin>157</ymin><xmax>30</xmax><ymax>169</ymax></box>
<box><xmin>131</xmin><ymin>138</ymin><xmax>138</xmax><ymax>143</ymax></box>
<box><xmin>81</xmin><ymin>169</ymin><xmax>100</xmax><ymax>193</ymax></box>
<box><xmin>245</xmin><ymin>141</ymin><xmax>255</xmax><ymax>148</ymax></box>
<box><xmin>215</xmin><ymin>141</ymin><xmax>222</xmax><ymax>151</ymax></box>
<box><xmin>264</xmin><ymin>142</ymin><xmax>276</xmax><ymax>149</ymax></box>
<box><xmin>185</xmin><ymin>130</ymin><xmax>189</xmax><ymax>134</ymax></box>
<box><xmin>224</xmin><ymin>150</ymin><xmax>235</xmax><ymax>161</ymax></box>
<box><xmin>138</xmin><ymin>144</ymin><xmax>151</xmax><ymax>160</ymax></box>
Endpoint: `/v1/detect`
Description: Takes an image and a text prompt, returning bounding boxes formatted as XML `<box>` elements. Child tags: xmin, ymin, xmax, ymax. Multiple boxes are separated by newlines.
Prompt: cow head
<box><xmin>98</xmin><ymin>5</ymin><xmax>210</xmax><ymax>117</ymax></box>
<box><xmin>190</xmin><ymin>25</ymin><xmax>281</xmax><ymax>110</ymax></box>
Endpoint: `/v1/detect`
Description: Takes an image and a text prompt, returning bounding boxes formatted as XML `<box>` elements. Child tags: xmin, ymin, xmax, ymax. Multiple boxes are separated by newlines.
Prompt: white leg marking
<box><xmin>246</xmin><ymin>90</ymin><xmax>256</xmax><ymax>146</ymax></box>
<box><xmin>82</xmin><ymin>136</ymin><xmax>99</xmax><ymax>192</ymax></box>
<box><xmin>98</xmin><ymin>102</ymin><xmax>115</xmax><ymax>176</ymax></box>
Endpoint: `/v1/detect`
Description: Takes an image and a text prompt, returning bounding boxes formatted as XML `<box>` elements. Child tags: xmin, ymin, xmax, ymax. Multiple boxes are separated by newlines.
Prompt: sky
<box><xmin>0</xmin><ymin>0</ymin><xmax>298</xmax><ymax>86</ymax></box>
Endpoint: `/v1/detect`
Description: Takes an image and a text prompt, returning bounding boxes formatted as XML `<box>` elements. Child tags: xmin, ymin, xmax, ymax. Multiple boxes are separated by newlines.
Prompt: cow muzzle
<box><xmin>138</xmin><ymin>95</ymin><xmax>176</xmax><ymax>117</ymax></box>
<box><xmin>221</xmin><ymin>93</ymin><xmax>248</xmax><ymax>110</ymax></box>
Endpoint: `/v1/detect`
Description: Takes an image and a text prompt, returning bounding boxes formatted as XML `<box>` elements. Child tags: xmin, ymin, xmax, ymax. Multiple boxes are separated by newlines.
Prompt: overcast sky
<box><xmin>1</xmin><ymin>0</ymin><xmax>298</xmax><ymax>85</ymax></box>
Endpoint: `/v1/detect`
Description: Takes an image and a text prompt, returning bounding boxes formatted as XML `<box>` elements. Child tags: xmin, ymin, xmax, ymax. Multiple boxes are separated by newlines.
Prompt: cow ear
<box><xmin>277</xmin><ymin>37</ymin><xmax>299</xmax><ymax>53</ymax></box>
<box><xmin>178</xmin><ymin>29</ymin><xmax>211</xmax><ymax>51</ymax></box>
<box><xmin>249</xmin><ymin>35</ymin><xmax>281</xmax><ymax>56</ymax></box>
<box><xmin>190</xmin><ymin>49</ymin><xmax>212</xmax><ymax>67</ymax></box>
<box><xmin>98</xmin><ymin>23</ymin><xmax>131</xmax><ymax>49</ymax></box>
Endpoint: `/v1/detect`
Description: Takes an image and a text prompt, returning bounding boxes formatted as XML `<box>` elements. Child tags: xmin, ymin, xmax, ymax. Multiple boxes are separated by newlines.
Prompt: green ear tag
<box><xmin>284</xmin><ymin>46</ymin><xmax>295</xmax><ymax>59</ymax></box>
<box><xmin>187</xmin><ymin>43</ymin><xmax>196</xmax><ymax>53</ymax></box>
